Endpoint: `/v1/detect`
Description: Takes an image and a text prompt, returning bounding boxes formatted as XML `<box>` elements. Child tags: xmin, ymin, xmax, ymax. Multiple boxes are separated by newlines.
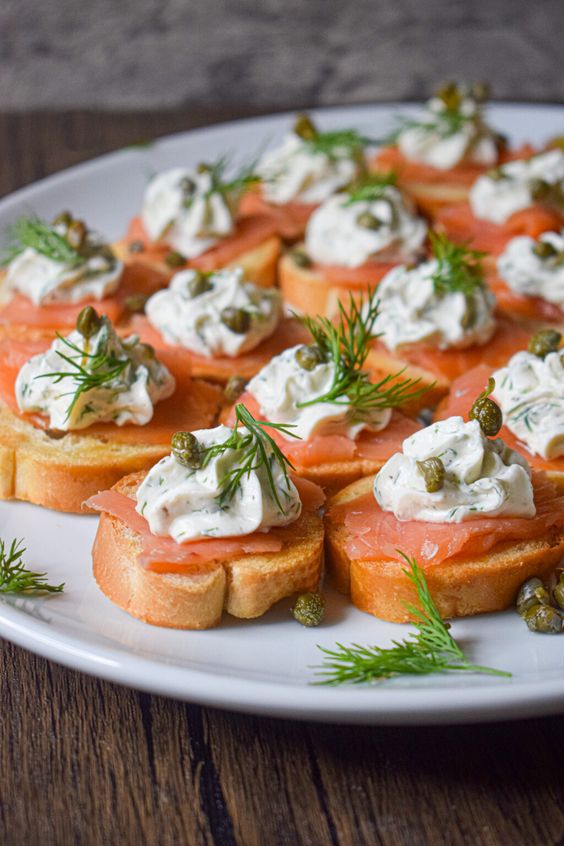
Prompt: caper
<box><xmin>180</xmin><ymin>176</ymin><xmax>196</xmax><ymax>196</ymax></box>
<box><xmin>416</xmin><ymin>457</ymin><xmax>445</xmax><ymax>493</ymax></box>
<box><xmin>221</xmin><ymin>307</ymin><xmax>251</xmax><ymax>334</ymax></box>
<box><xmin>550</xmin><ymin>135</ymin><xmax>564</xmax><ymax>151</ymax></box>
<box><xmin>435</xmin><ymin>81</ymin><xmax>461</xmax><ymax>111</ymax></box>
<box><xmin>516</xmin><ymin>577</ymin><xmax>551</xmax><ymax>615</ymax></box>
<box><xmin>290</xmin><ymin>248</ymin><xmax>312</xmax><ymax>269</ymax></box>
<box><xmin>138</xmin><ymin>342</ymin><xmax>156</xmax><ymax>360</ymax></box>
<box><xmin>165</xmin><ymin>251</ymin><xmax>186</xmax><ymax>268</ymax></box>
<box><xmin>356</xmin><ymin>211</ymin><xmax>382</xmax><ymax>230</ymax></box>
<box><xmin>532</xmin><ymin>240</ymin><xmax>558</xmax><ymax>260</ymax></box>
<box><xmin>196</xmin><ymin>162</ymin><xmax>211</xmax><ymax>174</ymax></box>
<box><xmin>531</xmin><ymin>178</ymin><xmax>550</xmax><ymax>202</ymax></box>
<box><xmin>528</xmin><ymin>328</ymin><xmax>561</xmax><ymax>358</ymax></box>
<box><xmin>469</xmin><ymin>377</ymin><xmax>503</xmax><ymax>437</ymax></box>
<box><xmin>171</xmin><ymin>431</ymin><xmax>203</xmax><ymax>469</ymax></box>
<box><xmin>52</xmin><ymin>211</ymin><xmax>73</xmax><ymax>229</ymax></box>
<box><xmin>293</xmin><ymin>113</ymin><xmax>318</xmax><ymax>141</ymax></box>
<box><xmin>292</xmin><ymin>592</ymin><xmax>325</xmax><ymax>627</ymax></box>
<box><xmin>128</xmin><ymin>240</ymin><xmax>145</xmax><ymax>254</ymax></box>
<box><xmin>224</xmin><ymin>375</ymin><xmax>248</xmax><ymax>404</ymax></box>
<box><xmin>487</xmin><ymin>166</ymin><xmax>505</xmax><ymax>181</ymax></box>
<box><xmin>470</xmin><ymin>81</ymin><xmax>491</xmax><ymax>102</ymax></box>
<box><xmin>187</xmin><ymin>271</ymin><xmax>213</xmax><ymax>298</ymax></box>
<box><xmin>553</xmin><ymin>571</ymin><xmax>564</xmax><ymax>611</ymax></box>
<box><xmin>461</xmin><ymin>294</ymin><xmax>477</xmax><ymax>330</ymax></box>
<box><xmin>66</xmin><ymin>219</ymin><xmax>87</xmax><ymax>250</ymax></box>
<box><xmin>76</xmin><ymin>305</ymin><xmax>102</xmax><ymax>339</ymax></box>
<box><xmin>523</xmin><ymin>604</ymin><xmax>563</xmax><ymax>634</ymax></box>
<box><xmin>295</xmin><ymin>344</ymin><xmax>325</xmax><ymax>371</ymax></box>
<box><xmin>124</xmin><ymin>293</ymin><xmax>149</xmax><ymax>314</ymax></box>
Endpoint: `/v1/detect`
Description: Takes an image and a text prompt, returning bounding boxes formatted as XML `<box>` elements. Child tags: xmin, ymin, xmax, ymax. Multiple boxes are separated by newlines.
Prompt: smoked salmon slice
<box><xmin>226</xmin><ymin>393</ymin><xmax>420</xmax><ymax>467</ymax></box>
<box><xmin>436</xmin><ymin>363</ymin><xmax>564</xmax><ymax>473</ymax></box>
<box><xmin>487</xmin><ymin>274</ymin><xmax>564</xmax><ymax>323</ymax></box>
<box><xmin>127</xmin><ymin>315</ymin><xmax>310</xmax><ymax>382</ymax></box>
<box><xmin>329</xmin><ymin>472</ymin><xmax>564</xmax><ymax>564</ymax></box>
<box><xmin>123</xmin><ymin>214</ymin><xmax>278</xmax><ymax>271</ymax></box>
<box><xmin>239</xmin><ymin>189</ymin><xmax>316</xmax><ymax>241</ymax></box>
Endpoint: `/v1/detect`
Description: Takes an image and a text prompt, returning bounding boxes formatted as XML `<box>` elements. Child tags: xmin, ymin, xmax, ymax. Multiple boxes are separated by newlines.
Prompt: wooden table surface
<box><xmin>0</xmin><ymin>111</ymin><xmax>563</xmax><ymax>846</ymax></box>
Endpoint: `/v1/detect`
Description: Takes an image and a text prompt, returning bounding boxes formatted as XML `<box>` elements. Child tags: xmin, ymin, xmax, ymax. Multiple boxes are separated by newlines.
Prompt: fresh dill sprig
<box><xmin>343</xmin><ymin>171</ymin><xmax>397</xmax><ymax>205</ymax></box>
<box><xmin>0</xmin><ymin>215</ymin><xmax>85</xmax><ymax>268</ymax></box>
<box><xmin>37</xmin><ymin>329</ymin><xmax>129</xmax><ymax>421</ymax></box>
<box><xmin>201</xmin><ymin>403</ymin><xmax>299</xmax><ymax>512</ymax></box>
<box><xmin>296</xmin><ymin>293</ymin><xmax>428</xmax><ymax>417</ymax></box>
<box><xmin>201</xmin><ymin>154</ymin><xmax>261</xmax><ymax>197</ymax></box>
<box><xmin>430</xmin><ymin>231</ymin><xmax>486</xmax><ymax>296</ymax></box>
<box><xmin>302</xmin><ymin>127</ymin><xmax>376</xmax><ymax>160</ymax></box>
<box><xmin>384</xmin><ymin>109</ymin><xmax>470</xmax><ymax>145</ymax></box>
<box><xmin>0</xmin><ymin>538</ymin><xmax>64</xmax><ymax>595</ymax></box>
<box><xmin>314</xmin><ymin>554</ymin><xmax>509</xmax><ymax>684</ymax></box>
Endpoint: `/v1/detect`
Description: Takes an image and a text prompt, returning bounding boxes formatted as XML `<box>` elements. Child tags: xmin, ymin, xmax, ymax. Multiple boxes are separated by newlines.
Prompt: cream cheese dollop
<box><xmin>497</xmin><ymin>231</ymin><xmax>564</xmax><ymax>307</ymax></box>
<box><xmin>256</xmin><ymin>132</ymin><xmax>360</xmax><ymax>205</ymax></box>
<box><xmin>373</xmin><ymin>259</ymin><xmax>496</xmax><ymax>351</ymax></box>
<box><xmin>492</xmin><ymin>350</ymin><xmax>564</xmax><ymax>460</ymax></box>
<box><xmin>304</xmin><ymin>188</ymin><xmax>427</xmax><ymax>268</ymax></box>
<box><xmin>246</xmin><ymin>344</ymin><xmax>391</xmax><ymax>440</ymax></box>
<box><xmin>141</xmin><ymin>167</ymin><xmax>236</xmax><ymax>258</ymax></box>
<box><xmin>5</xmin><ymin>226</ymin><xmax>123</xmax><ymax>306</ymax></box>
<box><xmin>135</xmin><ymin>424</ymin><xmax>302</xmax><ymax>541</ymax></box>
<box><xmin>15</xmin><ymin>317</ymin><xmax>175</xmax><ymax>431</ymax></box>
<box><xmin>374</xmin><ymin>416</ymin><xmax>535</xmax><ymax>523</ymax></box>
<box><xmin>469</xmin><ymin>150</ymin><xmax>564</xmax><ymax>224</ymax></box>
<box><xmin>145</xmin><ymin>267</ymin><xmax>281</xmax><ymax>358</ymax></box>
<box><xmin>398</xmin><ymin>96</ymin><xmax>499</xmax><ymax>170</ymax></box>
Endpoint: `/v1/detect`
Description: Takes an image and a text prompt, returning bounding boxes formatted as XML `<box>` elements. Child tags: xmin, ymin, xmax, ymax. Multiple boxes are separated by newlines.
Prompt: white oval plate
<box><xmin>1</xmin><ymin>103</ymin><xmax>563</xmax><ymax>725</ymax></box>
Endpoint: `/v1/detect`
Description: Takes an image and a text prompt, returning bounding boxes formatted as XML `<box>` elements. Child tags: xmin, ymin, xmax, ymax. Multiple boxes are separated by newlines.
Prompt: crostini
<box><xmin>0</xmin><ymin>307</ymin><xmax>221</xmax><ymax>512</ymax></box>
<box><xmin>123</xmin><ymin>266</ymin><xmax>309</xmax><ymax>384</ymax></box>
<box><xmin>114</xmin><ymin>160</ymin><xmax>281</xmax><ymax>289</ymax></box>
<box><xmin>279</xmin><ymin>173</ymin><xmax>427</xmax><ymax>317</ymax></box>
<box><xmin>325</xmin><ymin>405</ymin><xmax>564</xmax><ymax>622</ymax></box>
<box><xmin>372</xmin><ymin>82</ymin><xmax>533</xmax><ymax>217</ymax></box>
<box><xmin>365</xmin><ymin>233</ymin><xmax>530</xmax><ymax>409</ymax></box>
<box><xmin>240</xmin><ymin>113</ymin><xmax>371</xmax><ymax>241</ymax></box>
<box><xmin>223</xmin><ymin>295</ymin><xmax>425</xmax><ymax>492</ymax></box>
<box><xmin>87</xmin><ymin>405</ymin><xmax>325</xmax><ymax>629</ymax></box>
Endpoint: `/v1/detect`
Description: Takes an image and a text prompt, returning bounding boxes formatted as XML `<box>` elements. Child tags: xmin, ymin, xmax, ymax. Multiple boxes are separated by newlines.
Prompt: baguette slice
<box><xmin>113</xmin><ymin>233</ymin><xmax>281</xmax><ymax>290</ymax></box>
<box><xmin>325</xmin><ymin>475</ymin><xmax>564</xmax><ymax>623</ymax></box>
<box><xmin>0</xmin><ymin>379</ymin><xmax>222</xmax><ymax>514</ymax></box>
<box><xmin>92</xmin><ymin>472</ymin><xmax>324</xmax><ymax>629</ymax></box>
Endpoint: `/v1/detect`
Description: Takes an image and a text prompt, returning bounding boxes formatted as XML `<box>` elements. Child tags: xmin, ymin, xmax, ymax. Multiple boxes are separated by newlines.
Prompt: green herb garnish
<box><xmin>296</xmin><ymin>293</ymin><xmax>428</xmax><ymax>419</ymax></box>
<box><xmin>343</xmin><ymin>172</ymin><xmax>398</xmax><ymax>205</ymax></box>
<box><xmin>1</xmin><ymin>216</ymin><xmax>85</xmax><ymax>268</ymax></box>
<box><xmin>430</xmin><ymin>232</ymin><xmax>486</xmax><ymax>297</ymax></box>
<box><xmin>201</xmin><ymin>403</ymin><xmax>299</xmax><ymax>512</ymax></box>
<box><xmin>0</xmin><ymin>538</ymin><xmax>64</xmax><ymax>595</ymax></box>
<box><xmin>314</xmin><ymin>555</ymin><xmax>509</xmax><ymax>684</ymax></box>
<box><xmin>196</xmin><ymin>154</ymin><xmax>261</xmax><ymax>199</ymax></box>
<box><xmin>301</xmin><ymin>127</ymin><xmax>376</xmax><ymax>161</ymax></box>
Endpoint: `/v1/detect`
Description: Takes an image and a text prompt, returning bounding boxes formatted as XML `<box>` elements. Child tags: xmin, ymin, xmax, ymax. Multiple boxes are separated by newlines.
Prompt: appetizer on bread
<box><xmin>365</xmin><ymin>233</ymin><xmax>530</xmax><ymax>409</ymax></box>
<box><xmin>372</xmin><ymin>82</ymin><xmax>533</xmax><ymax>216</ymax></box>
<box><xmin>124</xmin><ymin>265</ymin><xmax>309</xmax><ymax>384</ymax></box>
<box><xmin>87</xmin><ymin>404</ymin><xmax>325</xmax><ymax>629</ymax></box>
<box><xmin>279</xmin><ymin>173</ymin><xmax>427</xmax><ymax>317</ymax></box>
<box><xmin>436</xmin><ymin>329</ymin><xmax>564</xmax><ymax>490</ymax></box>
<box><xmin>326</xmin><ymin>392</ymin><xmax>564</xmax><ymax>622</ymax></box>
<box><xmin>240</xmin><ymin>113</ymin><xmax>371</xmax><ymax>241</ymax></box>
<box><xmin>223</xmin><ymin>295</ymin><xmax>426</xmax><ymax>492</ymax></box>
<box><xmin>0</xmin><ymin>307</ymin><xmax>221</xmax><ymax>512</ymax></box>
<box><xmin>115</xmin><ymin>159</ymin><xmax>281</xmax><ymax>289</ymax></box>
<box><xmin>0</xmin><ymin>212</ymin><xmax>161</xmax><ymax>340</ymax></box>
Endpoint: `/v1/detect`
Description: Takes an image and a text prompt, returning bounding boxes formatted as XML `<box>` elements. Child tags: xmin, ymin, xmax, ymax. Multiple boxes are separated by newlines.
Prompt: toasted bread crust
<box><xmin>0</xmin><ymin>380</ymin><xmax>222</xmax><ymax>513</ymax></box>
<box><xmin>325</xmin><ymin>475</ymin><xmax>564</xmax><ymax>622</ymax></box>
<box><xmin>92</xmin><ymin>472</ymin><xmax>324</xmax><ymax>628</ymax></box>
<box><xmin>113</xmin><ymin>235</ymin><xmax>281</xmax><ymax>290</ymax></box>
<box><xmin>279</xmin><ymin>253</ymin><xmax>380</xmax><ymax>318</ymax></box>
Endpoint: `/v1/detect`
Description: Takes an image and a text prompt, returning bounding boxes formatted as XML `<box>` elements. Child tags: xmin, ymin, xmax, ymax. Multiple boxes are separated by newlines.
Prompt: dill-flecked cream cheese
<box><xmin>257</xmin><ymin>133</ymin><xmax>360</xmax><ymax>205</ymax></box>
<box><xmin>497</xmin><ymin>231</ymin><xmax>564</xmax><ymax>307</ymax></box>
<box><xmin>16</xmin><ymin>318</ymin><xmax>175</xmax><ymax>431</ymax></box>
<box><xmin>145</xmin><ymin>267</ymin><xmax>281</xmax><ymax>358</ymax></box>
<box><xmin>141</xmin><ymin>167</ymin><xmax>236</xmax><ymax>258</ymax></box>
<box><xmin>304</xmin><ymin>188</ymin><xmax>427</xmax><ymax>267</ymax></box>
<box><xmin>470</xmin><ymin>150</ymin><xmax>564</xmax><ymax>225</ymax></box>
<box><xmin>374</xmin><ymin>416</ymin><xmax>535</xmax><ymax>523</ymax></box>
<box><xmin>136</xmin><ymin>424</ymin><xmax>302</xmax><ymax>541</ymax></box>
<box><xmin>492</xmin><ymin>350</ymin><xmax>564</xmax><ymax>460</ymax></box>
<box><xmin>372</xmin><ymin>259</ymin><xmax>496</xmax><ymax>351</ymax></box>
<box><xmin>246</xmin><ymin>344</ymin><xmax>392</xmax><ymax>441</ymax></box>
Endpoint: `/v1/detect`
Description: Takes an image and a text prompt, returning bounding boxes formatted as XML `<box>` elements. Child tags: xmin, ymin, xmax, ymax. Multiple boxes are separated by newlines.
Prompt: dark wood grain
<box><xmin>0</xmin><ymin>111</ymin><xmax>563</xmax><ymax>846</ymax></box>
